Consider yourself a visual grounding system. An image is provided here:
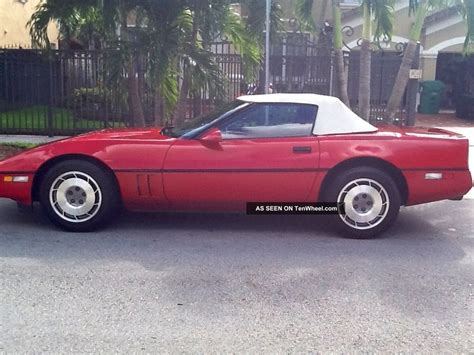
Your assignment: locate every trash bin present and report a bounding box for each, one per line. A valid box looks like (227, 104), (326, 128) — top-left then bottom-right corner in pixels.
(418, 80), (445, 114)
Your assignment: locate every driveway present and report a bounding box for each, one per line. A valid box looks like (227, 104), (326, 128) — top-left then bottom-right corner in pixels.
(1, 198), (473, 352)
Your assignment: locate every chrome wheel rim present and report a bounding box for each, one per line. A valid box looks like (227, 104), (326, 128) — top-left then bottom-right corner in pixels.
(337, 178), (390, 230)
(49, 171), (102, 223)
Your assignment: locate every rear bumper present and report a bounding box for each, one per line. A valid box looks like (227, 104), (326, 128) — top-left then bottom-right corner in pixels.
(0, 173), (34, 205)
(403, 169), (472, 206)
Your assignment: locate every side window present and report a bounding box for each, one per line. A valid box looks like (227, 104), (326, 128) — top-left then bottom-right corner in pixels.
(219, 103), (317, 139)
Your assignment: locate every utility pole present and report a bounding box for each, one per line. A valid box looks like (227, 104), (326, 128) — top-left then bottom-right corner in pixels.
(265, 0), (271, 94)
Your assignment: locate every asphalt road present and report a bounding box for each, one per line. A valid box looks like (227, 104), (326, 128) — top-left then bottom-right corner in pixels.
(1, 198), (473, 353)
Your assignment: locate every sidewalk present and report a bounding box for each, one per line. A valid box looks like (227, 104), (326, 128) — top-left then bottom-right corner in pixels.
(0, 135), (67, 145)
(416, 112), (474, 128)
(416, 113), (474, 145)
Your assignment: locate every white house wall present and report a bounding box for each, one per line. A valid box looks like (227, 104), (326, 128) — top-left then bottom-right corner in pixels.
(340, 4), (469, 81)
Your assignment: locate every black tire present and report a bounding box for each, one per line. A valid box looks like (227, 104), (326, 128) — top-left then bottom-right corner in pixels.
(322, 167), (401, 239)
(39, 160), (120, 232)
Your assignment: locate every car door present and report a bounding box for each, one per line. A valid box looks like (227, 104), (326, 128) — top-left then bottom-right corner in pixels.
(162, 103), (321, 210)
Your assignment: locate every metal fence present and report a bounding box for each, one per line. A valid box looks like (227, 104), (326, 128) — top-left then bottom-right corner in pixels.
(0, 40), (416, 136)
(347, 49), (409, 121)
(0, 49), (131, 135)
(269, 33), (332, 95)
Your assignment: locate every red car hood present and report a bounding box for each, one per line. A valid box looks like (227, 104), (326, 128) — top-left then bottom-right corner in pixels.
(0, 127), (175, 174)
(69, 127), (170, 141)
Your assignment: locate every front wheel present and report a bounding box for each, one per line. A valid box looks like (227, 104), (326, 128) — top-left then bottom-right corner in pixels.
(39, 160), (120, 232)
(324, 167), (401, 239)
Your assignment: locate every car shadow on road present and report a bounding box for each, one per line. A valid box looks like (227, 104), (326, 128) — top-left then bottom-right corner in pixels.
(0, 200), (470, 257)
(0, 199), (471, 242)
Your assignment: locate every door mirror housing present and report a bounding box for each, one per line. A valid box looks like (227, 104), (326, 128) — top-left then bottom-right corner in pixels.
(200, 128), (223, 143)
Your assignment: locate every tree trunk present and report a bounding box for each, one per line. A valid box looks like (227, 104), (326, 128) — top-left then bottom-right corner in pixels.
(358, 1), (371, 121)
(121, 9), (145, 128)
(318, 0), (330, 28)
(385, 40), (418, 120)
(173, 68), (191, 126)
(193, 92), (202, 117)
(127, 59), (146, 127)
(358, 39), (371, 120)
(171, 8), (200, 125)
(386, 1), (427, 121)
(332, 0), (350, 107)
(334, 48), (350, 106)
(154, 86), (165, 126)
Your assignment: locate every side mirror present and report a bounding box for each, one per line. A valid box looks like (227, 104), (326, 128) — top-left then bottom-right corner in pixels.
(200, 128), (223, 143)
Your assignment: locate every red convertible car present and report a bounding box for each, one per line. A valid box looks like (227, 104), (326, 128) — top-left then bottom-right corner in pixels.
(0, 94), (471, 238)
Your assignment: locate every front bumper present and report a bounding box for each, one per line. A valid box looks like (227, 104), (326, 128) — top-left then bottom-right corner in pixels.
(0, 173), (34, 205)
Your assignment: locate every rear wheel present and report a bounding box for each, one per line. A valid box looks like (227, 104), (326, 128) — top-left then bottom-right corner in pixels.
(324, 167), (401, 239)
(39, 160), (119, 232)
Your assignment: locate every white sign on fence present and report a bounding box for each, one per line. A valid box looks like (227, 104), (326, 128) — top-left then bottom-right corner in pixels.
(409, 69), (423, 79)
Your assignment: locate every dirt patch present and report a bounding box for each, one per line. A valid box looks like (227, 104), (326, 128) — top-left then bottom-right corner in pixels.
(0, 145), (25, 161)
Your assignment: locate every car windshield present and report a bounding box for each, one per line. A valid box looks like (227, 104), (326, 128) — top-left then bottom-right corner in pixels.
(162, 100), (247, 138)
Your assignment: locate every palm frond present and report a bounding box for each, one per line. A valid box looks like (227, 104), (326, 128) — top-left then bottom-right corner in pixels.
(188, 49), (226, 102)
(241, 0), (284, 40)
(461, 0), (474, 52)
(28, 0), (108, 48)
(160, 65), (180, 119)
(28, 2), (55, 47)
(371, 0), (395, 42)
(409, 0), (420, 15)
(101, 0), (120, 33)
(221, 10), (261, 81)
(295, 0), (316, 32)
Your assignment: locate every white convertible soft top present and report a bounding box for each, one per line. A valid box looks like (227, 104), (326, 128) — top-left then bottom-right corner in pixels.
(237, 93), (378, 135)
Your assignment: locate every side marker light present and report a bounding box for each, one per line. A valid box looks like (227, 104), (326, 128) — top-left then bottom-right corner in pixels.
(425, 173), (443, 180)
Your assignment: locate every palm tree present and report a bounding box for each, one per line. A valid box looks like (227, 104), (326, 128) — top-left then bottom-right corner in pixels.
(332, 0), (351, 106)
(28, 0), (151, 126)
(464, 0), (474, 49)
(385, 0), (429, 120)
(296, 0), (350, 106)
(108, 0), (189, 126)
(28, 0), (261, 126)
(171, 0), (284, 125)
(240, 0), (285, 41)
(358, 0), (394, 121)
(136, 1), (192, 125)
(386, 0), (473, 120)
(28, 0), (109, 49)
(241, 0), (285, 94)
(172, 0), (261, 125)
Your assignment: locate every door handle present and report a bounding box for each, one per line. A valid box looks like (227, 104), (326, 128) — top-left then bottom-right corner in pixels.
(293, 146), (312, 154)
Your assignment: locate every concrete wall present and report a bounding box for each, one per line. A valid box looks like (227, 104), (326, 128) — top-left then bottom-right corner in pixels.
(422, 18), (468, 80)
(335, 0), (468, 81)
(277, 0), (469, 89)
(424, 21), (467, 50)
(0, 0), (58, 48)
